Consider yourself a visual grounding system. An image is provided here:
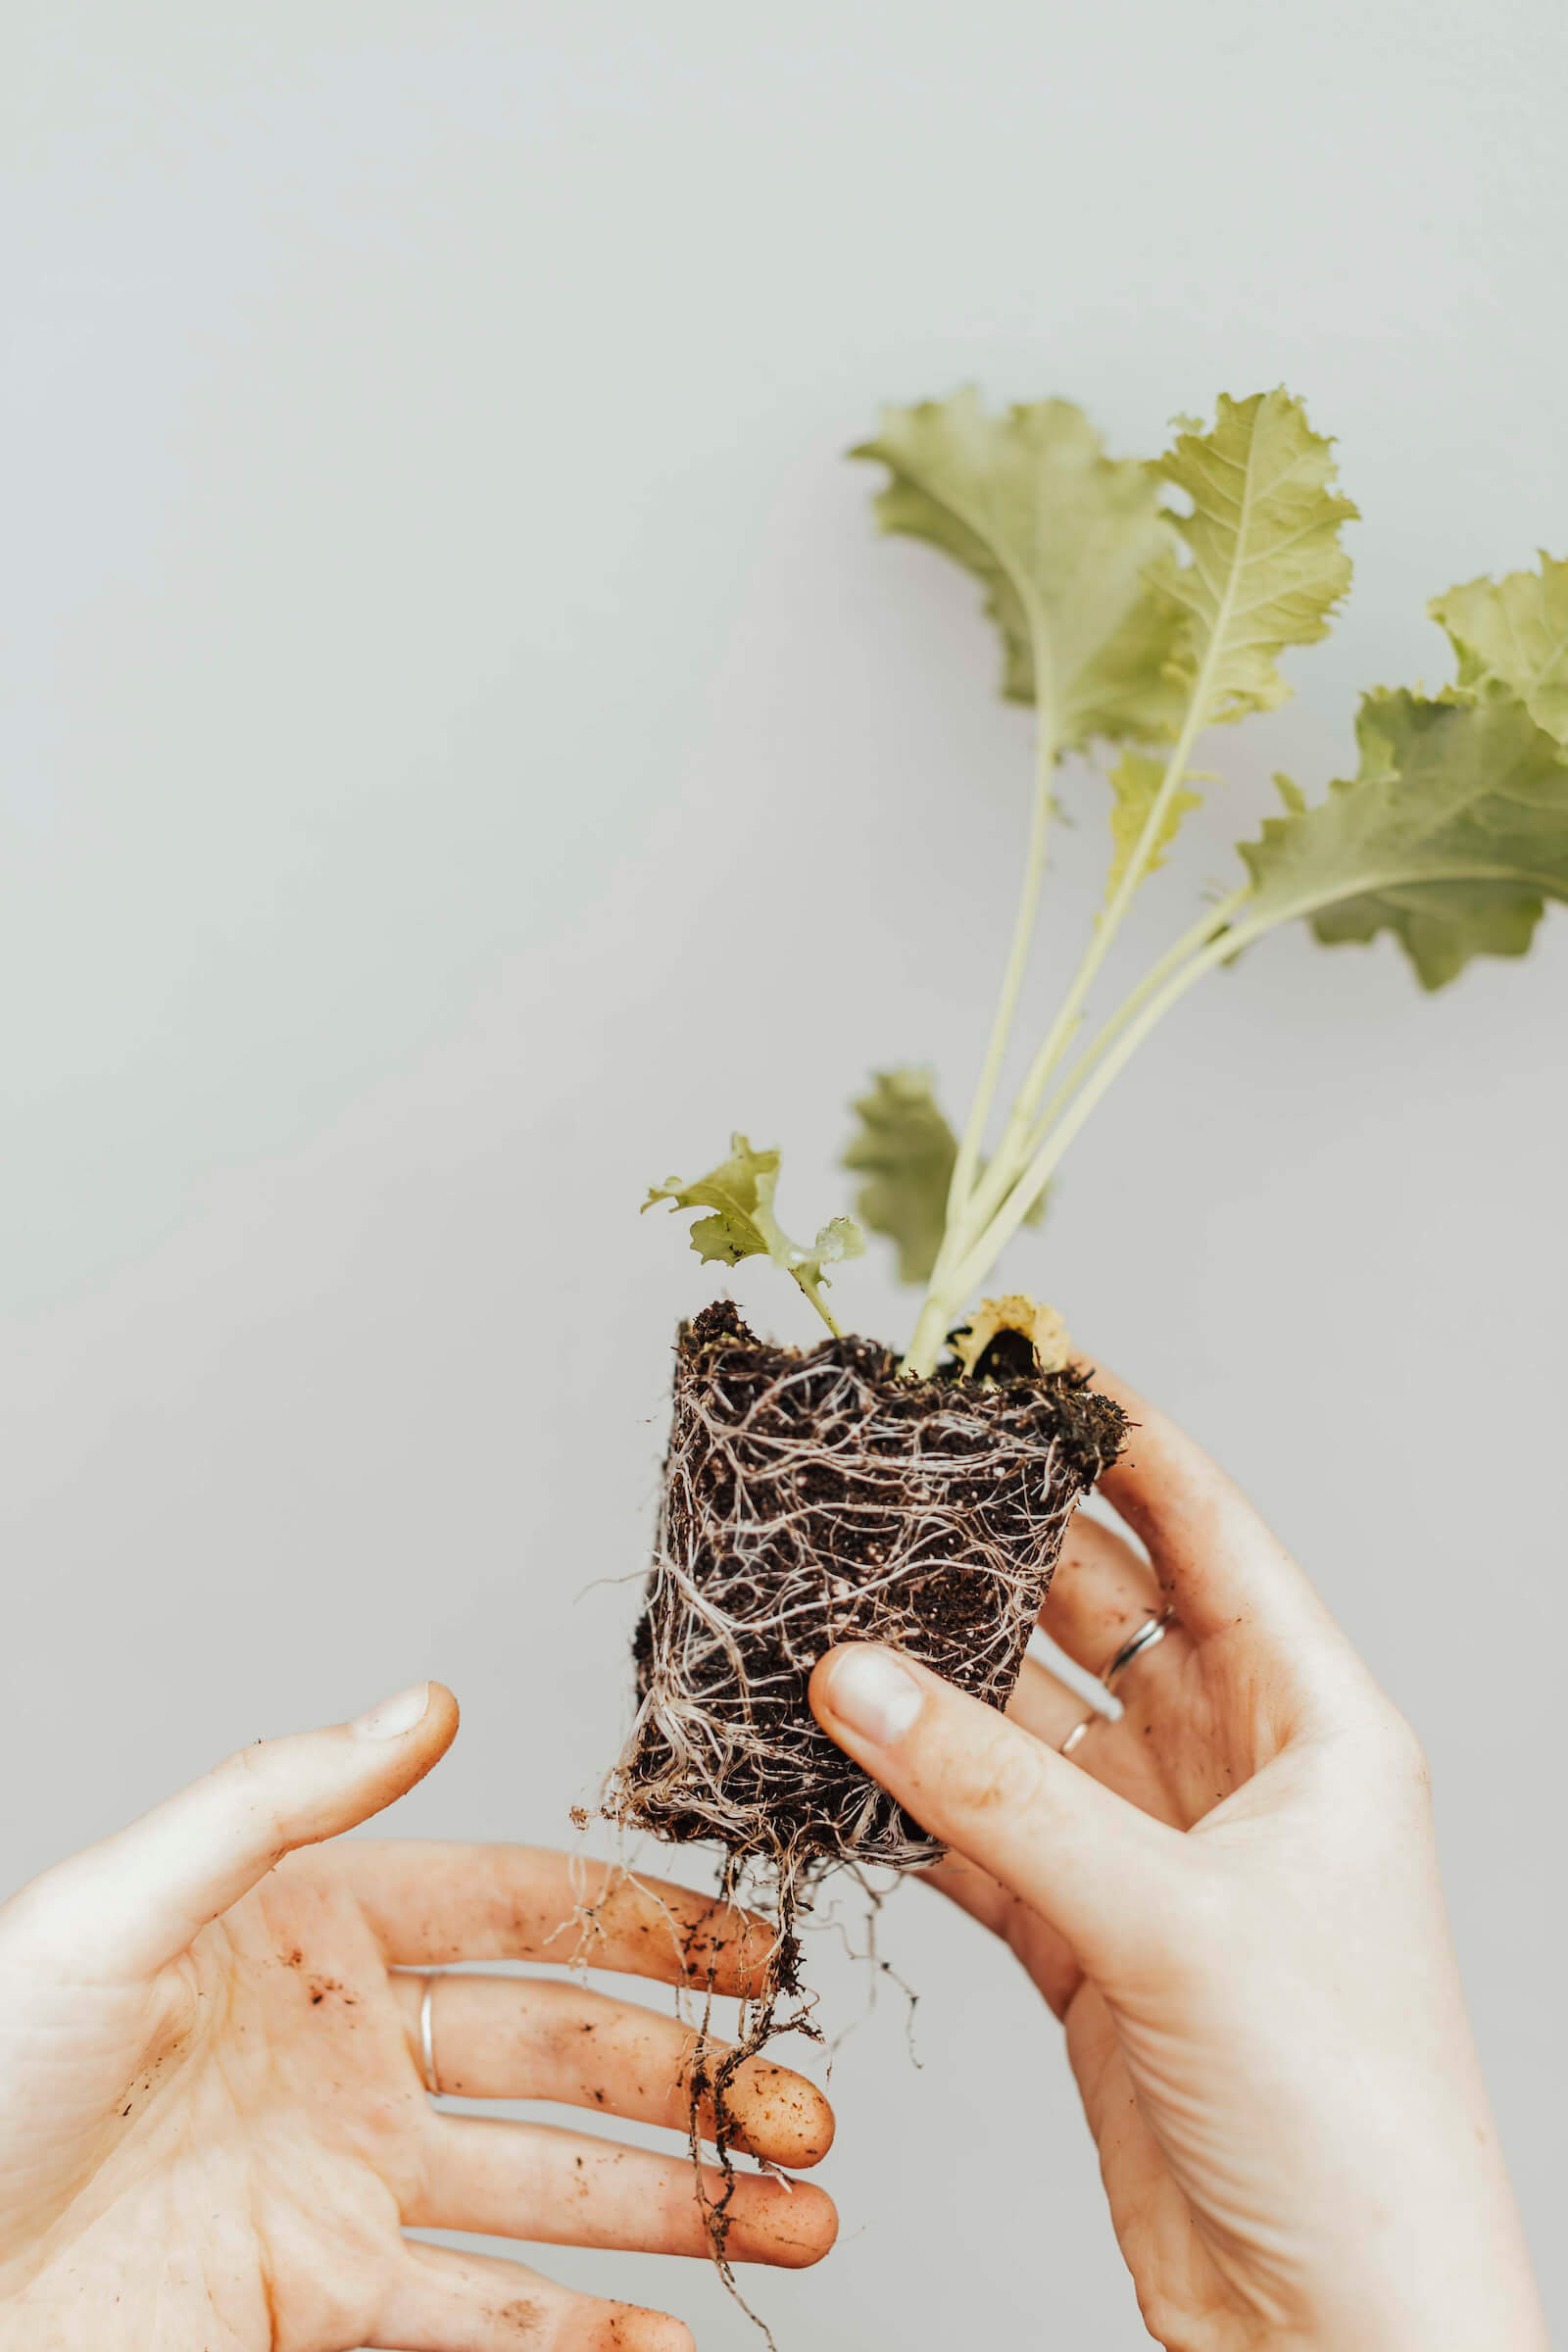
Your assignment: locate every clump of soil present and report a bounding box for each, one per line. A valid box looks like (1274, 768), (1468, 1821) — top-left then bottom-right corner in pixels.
(610, 1299), (1125, 1882)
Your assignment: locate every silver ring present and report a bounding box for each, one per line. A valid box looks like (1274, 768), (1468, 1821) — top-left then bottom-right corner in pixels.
(1101, 1606), (1175, 1690)
(417, 1974), (441, 2095)
(1060, 1713), (1098, 1757)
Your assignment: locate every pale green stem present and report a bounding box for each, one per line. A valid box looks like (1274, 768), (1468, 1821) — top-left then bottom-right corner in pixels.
(945, 698), (1059, 1224)
(905, 1288), (954, 1381)
(942, 869), (1248, 1269)
(1019, 885), (1250, 1153)
(909, 685), (1057, 1367)
(1000, 693), (1212, 1153)
(904, 816), (1556, 1373)
(900, 894), (1239, 1375)
(941, 851), (1542, 1302)
(793, 1268), (844, 1338)
(943, 918), (1243, 1300)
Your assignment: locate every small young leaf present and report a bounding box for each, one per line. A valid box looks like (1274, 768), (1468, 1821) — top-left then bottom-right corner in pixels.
(645, 1136), (779, 1266)
(1430, 554), (1568, 747)
(1236, 689), (1568, 989)
(853, 391), (1185, 749)
(1151, 391), (1358, 730)
(811, 1215), (865, 1264)
(645, 1136), (864, 1329)
(1105, 752), (1202, 903)
(843, 1069), (1044, 1286)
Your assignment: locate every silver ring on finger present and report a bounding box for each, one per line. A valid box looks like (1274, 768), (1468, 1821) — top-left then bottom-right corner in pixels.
(1101, 1605), (1176, 1691)
(1059, 1713), (1099, 1758)
(417, 1973), (443, 2095)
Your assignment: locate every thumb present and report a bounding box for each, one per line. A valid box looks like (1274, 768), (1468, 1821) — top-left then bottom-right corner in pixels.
(15, 1681), (460, 1980)
(809, 1645), (1186, 1978)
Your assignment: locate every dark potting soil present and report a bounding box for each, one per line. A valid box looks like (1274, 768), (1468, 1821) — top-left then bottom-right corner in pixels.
(612, 1300), (1126, 1879)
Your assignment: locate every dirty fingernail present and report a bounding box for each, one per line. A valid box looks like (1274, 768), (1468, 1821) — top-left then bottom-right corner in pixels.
(351, 1683), (431, 1740)
(824, 1648), (923, 1746)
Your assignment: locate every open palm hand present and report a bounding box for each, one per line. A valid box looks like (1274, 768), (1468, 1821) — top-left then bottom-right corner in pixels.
(0, 1685), (834, 2352)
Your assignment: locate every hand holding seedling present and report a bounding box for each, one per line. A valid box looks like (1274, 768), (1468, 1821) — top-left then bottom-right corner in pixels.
(620, 385), (1561, 2327)
(0, 1684), (834, 2352)
(809, 1375), (1549, 2352)
(625, 382), (1567, 1903)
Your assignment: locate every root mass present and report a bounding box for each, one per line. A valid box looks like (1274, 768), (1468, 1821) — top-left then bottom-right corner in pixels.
(611, 1300), (1125, 1882)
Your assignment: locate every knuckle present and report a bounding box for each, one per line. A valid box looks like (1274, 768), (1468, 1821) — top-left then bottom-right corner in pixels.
(940, 1716), (1051, 1822)
(1361, 1699), (1432, 1797)
(216, 1740), (270, 1788)
(628, 2317), (696, 2352)
(212, 1742), (292, 1855)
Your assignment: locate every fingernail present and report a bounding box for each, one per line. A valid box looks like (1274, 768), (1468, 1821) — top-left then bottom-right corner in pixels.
(351, 1683), (431, 1740)
(824, 1648), (923, 1746)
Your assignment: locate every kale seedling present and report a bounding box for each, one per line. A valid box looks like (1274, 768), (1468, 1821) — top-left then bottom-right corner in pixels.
(648, 388), (1567, 1365)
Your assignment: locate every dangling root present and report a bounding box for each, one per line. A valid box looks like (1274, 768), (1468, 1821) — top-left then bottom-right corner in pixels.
(679, 1858), (818, 2351)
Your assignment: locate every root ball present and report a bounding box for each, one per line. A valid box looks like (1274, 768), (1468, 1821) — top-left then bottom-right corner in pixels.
(610, 1301), (1126, 1884)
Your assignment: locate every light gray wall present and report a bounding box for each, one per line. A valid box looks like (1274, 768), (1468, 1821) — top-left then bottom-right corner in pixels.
(6, 3), (1565, 2343)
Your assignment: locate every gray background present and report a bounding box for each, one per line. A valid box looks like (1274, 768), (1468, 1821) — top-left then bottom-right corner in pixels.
(5, 3), (1565, 2343)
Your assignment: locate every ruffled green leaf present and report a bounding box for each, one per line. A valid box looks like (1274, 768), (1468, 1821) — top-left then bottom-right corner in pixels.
(1151, 391), (1357, 730)
(1431, 554), (1568, 747)
(645, 1135), (863, 1329)
(1105, 752), (1201, 903)
(1236, 689), (1568, 989)
(853, 390), (1185, 749)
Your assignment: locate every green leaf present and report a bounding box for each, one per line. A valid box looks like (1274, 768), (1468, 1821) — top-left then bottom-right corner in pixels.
(644, 1135), (864, 1328)
(1431, 554), (1568, 747)
(1151, 390), (1357, 730)
(842, 1068), (1044, 1285)
(1236, 689), (1568, 989)
(841, 1070), (958, 1285)
(852, 389), (1185, 749)
(1105, 752), (1201, 903)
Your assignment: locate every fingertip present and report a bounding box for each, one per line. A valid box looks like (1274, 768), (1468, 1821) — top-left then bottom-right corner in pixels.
(639, 2318), (696, 2352)
(781, 2178), (839, 2268)
(728, 2175), (839, 2269)
(258, 1678), (463, 1856)
(419, 1680), (462, 1763)
(809, 1643), (926, 1753)
(725, 2060), (836, 2168)
(586, 2307), (695, 2352)
(807, 1647), (838, 1727)
(782, 2072), (837, 2168)
(346, 1680), (460, 1789)
(808, 1642), (858, 1710)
